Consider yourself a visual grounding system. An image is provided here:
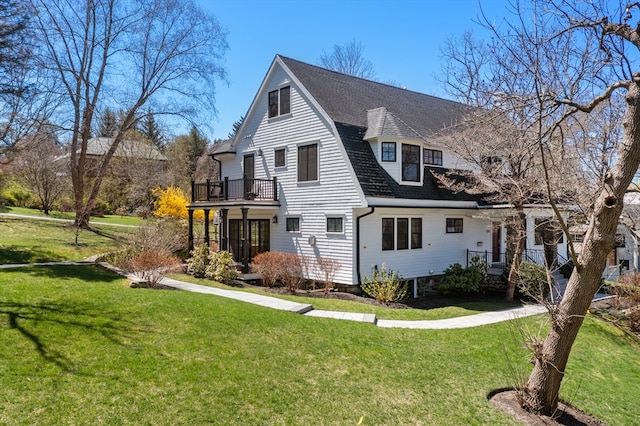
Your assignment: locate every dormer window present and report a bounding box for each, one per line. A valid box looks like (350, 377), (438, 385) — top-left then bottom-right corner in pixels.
(268, 86), (291, 118)
(424, 149), (443, 166)
(402, 144), (420, 182)
(381, 142), (396, 162)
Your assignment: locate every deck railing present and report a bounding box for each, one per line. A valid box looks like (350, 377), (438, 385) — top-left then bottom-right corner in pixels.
(467, 249), (569, 274)
(191, 177), (278, 202)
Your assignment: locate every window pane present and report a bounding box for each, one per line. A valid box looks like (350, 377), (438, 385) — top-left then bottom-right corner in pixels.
(382, 142), (396, 162)
(286, 217), (299, 232)
(397, 218), (408, 250)
(424, 149), (443, 166)
(446, 218), (463, 233)
(411, 218), (422, 249)
(382, 218), (394, 251)
(327, 217), (343, 233)
(298, 143), (318, 182)
(268, 90), (278, 118)
(275, 148), (286, 167)
(280, 86), (290, 115)
(402, 144), (420, 181)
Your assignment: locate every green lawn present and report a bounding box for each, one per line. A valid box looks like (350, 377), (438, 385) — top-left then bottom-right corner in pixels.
(0, 215), (135, 264)
(1, 264), (638, 425)
(2, 206), (142, 226)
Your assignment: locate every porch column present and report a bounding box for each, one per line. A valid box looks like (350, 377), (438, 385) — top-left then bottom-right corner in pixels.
(220, 208), (228, 251)
(241, 207), (249, 273)
(203, 209), (210, 248)
(187, 209), (194, 252)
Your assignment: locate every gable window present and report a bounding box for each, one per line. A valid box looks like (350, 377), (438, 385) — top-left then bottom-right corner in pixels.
(286, 217), (300, 232)
(382, 218), (394, 250)
(424, 149), (443, 166)
(298, 143), (318, 182)
(327, 217), (343, 233)
(402, 144), (420, 182)
(274, 148), (286, 167)
(268, 86), (291, 118)
(411, 218), (422, 249)
(446, 218), (463, 233)
(381, 142), (396, 162)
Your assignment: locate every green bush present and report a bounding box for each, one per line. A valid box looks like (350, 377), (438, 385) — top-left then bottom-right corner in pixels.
(361, 268), (408, 304)
(2, 181), (32, 207)
(436, 257), (487, 295)
(205, 250), (238, 284)
(516, 262), (550, 301)
(187, 244), (210, 278)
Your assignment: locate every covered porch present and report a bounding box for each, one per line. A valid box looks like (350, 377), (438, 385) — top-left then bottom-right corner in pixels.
(188, 177), (280, 273)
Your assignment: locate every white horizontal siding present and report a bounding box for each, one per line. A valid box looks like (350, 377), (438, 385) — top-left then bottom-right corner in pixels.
(358, 208), (492, 282)
(220, 65), (362, 284)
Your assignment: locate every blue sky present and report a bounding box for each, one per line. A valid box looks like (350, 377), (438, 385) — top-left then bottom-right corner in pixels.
(195, 0), (512, 141)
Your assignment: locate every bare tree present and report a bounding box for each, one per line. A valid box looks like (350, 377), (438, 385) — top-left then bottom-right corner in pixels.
(15, 125), (66, 215)
(29, 0), (228, 228)
(442, 0), (640, 416)
(318, 39), (376, 79)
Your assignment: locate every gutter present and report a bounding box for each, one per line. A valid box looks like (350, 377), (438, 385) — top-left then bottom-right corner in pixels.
(356, 207), (375, 284)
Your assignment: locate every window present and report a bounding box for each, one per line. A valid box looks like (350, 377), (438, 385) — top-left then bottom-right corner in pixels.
(424, 149), (443, 166)
(274, 148), (286, 167)
(298, 143), (318, 182)
(397, 218), (409, 250)
(286, 217), (300, 232)
(327, 217), (343, 233)
(268, 86), (291, 118)
(446, 218), (463, 233)
(411, 218), (422, 249)
(381, 142), (396, 162)
(382, 218), (394, 250)
(402, 144), (420, 181)
(382, 217), (422, 250)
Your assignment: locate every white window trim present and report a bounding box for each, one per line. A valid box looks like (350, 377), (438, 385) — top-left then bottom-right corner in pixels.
(274, 146), (288, 169)
(326, 215), (345, 234)
(285, 216), (301, 233)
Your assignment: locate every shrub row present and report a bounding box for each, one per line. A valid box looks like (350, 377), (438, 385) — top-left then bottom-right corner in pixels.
(251, 252), (341, 293)
(186, 244), (238, 284)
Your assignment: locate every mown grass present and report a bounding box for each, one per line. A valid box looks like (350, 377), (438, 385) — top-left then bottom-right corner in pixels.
(167, 273), (521, 321)
(2, 206), (142, 226)
(0, 216), (135, 264)
(1, 264), (639, 425)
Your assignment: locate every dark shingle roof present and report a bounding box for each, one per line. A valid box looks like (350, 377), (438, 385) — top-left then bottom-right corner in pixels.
(279, 55), (469, 138)
(336, 123), (492, 205)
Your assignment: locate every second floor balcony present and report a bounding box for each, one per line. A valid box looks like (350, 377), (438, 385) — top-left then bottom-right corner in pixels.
(191, 177), (278, 204)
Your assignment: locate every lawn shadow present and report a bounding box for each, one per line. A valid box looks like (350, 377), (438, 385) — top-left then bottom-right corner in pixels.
(0, 245), (67, 264)
(1, 298), (146, 374)
(16, 264), (125, 283)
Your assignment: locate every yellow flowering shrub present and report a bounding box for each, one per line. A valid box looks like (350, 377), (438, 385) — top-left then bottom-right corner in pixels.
(153, 186), (205, 220)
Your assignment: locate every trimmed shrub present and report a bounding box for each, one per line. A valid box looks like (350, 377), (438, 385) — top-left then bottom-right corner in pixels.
(436, 257), (487, 296)
(281, 252), (304, 293)
(361, 268), (408, 304)
(516, 262), (550, 301)
(131, 249), (180, 287)
(252, 252), (287, 287)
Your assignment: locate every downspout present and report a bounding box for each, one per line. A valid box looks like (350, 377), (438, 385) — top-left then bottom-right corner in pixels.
(356, 207), (375, 284)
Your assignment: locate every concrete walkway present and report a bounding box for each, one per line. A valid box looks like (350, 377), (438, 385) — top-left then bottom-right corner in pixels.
(161, 275), (549, 329)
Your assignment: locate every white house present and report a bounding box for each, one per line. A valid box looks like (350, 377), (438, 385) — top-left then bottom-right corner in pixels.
(187, 55), (568, 290)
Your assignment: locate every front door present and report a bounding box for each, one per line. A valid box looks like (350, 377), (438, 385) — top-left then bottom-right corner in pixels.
(229, 219), (270, 263)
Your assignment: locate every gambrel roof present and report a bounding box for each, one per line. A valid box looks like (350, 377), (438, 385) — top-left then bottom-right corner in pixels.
(278, 56), (488, 205)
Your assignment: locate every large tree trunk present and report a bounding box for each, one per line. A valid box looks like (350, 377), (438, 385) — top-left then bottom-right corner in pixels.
(505, 205), (526, 301)
(522, 82), (640, 415)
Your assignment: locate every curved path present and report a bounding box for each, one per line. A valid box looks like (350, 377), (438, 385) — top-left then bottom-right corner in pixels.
(2, 261), (600, 329)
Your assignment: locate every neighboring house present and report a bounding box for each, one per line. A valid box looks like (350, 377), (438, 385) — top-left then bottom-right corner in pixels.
(188, 55), (568, 290)
(81, 137), (168, 175)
